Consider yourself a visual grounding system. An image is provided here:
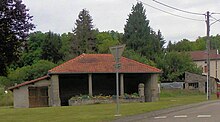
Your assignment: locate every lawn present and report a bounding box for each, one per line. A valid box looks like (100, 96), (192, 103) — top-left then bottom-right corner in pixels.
(0, 90), (217, 122)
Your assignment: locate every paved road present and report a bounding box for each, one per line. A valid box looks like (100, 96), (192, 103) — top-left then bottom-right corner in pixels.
(113, 100), (220, 122)
(144, 102), (220, 122)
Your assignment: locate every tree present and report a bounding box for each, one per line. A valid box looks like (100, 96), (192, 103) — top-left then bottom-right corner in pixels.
(123, 2), (150, 55)
(123, 49), (156, 67)
(41, 31), (63, 63)
(72, 9), (97, 56)
(96, 31), (120, 53)
(2, 60), (57, 87)
(166, 39), (194, 52)
(60, 32), (74, 60)
(158, 51), (202, 81)
(19, 31), (45, 66)
(0, 0), (34, 75)
(123, 2), (165, 61)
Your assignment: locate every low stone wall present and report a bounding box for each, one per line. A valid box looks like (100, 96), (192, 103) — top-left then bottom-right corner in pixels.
(68, 97), (145, 106)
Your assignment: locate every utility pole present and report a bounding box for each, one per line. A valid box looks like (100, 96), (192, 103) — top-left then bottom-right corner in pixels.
(206, 11), (210, 100)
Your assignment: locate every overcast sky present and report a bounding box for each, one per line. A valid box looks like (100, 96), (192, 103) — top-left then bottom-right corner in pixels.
(22, 0), (220, 43)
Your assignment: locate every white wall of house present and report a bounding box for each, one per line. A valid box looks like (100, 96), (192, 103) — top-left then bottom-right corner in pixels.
(13, 86), (29, 108)
(194, 60), (220, 79)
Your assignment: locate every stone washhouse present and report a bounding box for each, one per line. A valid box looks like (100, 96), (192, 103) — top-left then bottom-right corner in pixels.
(9, 54), (162, 108)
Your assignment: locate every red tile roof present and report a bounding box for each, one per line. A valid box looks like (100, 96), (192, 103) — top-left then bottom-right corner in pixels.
(190, 50), (220, 61)
(49, 54), (161, 74)
(8, 75), (50, 90)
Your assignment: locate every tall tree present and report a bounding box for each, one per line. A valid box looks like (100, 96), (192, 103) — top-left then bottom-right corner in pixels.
(123, 2), (165, 61)
(123, 2), (150, 56)
(41, 31), (63, 63)
(0, 0), (34, 75)
(72, 9), (97, 56)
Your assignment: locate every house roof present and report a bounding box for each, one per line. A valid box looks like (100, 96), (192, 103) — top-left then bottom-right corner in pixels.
(190, 50), (220, 61)
(49, 54), (161, 74)
(8, 75), (50, 90)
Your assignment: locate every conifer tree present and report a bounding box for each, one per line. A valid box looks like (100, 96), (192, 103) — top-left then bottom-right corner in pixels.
(123, 2), (165, 61)
(72, 9), (97, 55)
(123, 2), (150, 56)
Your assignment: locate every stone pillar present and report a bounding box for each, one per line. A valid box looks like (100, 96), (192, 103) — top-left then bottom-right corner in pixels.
(120, 74), (124, 97)
(138, 83), (145, 102)
(144, 74), (159, 102)
(88, 74), (93, 96)
(50, 75), (61, 106)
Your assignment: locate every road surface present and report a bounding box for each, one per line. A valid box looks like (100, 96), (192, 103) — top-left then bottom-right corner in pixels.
(140, 101), (220, 122)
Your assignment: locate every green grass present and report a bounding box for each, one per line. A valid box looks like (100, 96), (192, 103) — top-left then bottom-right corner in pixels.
(0, 89), (217, 122)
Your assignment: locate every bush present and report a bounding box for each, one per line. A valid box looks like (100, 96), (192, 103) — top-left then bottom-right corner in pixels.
(3, 60), (57, 87)
(0, 86), (13, 106)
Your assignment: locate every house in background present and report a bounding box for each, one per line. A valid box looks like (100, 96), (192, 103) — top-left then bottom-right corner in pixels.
(9, 54), (162, 108)
(190, 50), (220, 79)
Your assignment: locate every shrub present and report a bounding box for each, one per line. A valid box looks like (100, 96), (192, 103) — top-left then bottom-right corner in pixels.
(0, 86), (13, 106)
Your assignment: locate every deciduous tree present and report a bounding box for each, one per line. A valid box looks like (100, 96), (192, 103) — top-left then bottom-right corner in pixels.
(0, 0), (34, 75)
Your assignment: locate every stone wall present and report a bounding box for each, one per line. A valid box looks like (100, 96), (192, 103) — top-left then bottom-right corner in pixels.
(185, 72), (217, 93)
(68, 98), (142, 106)
(144, 74), (159, 102)
(50, 75), (61, 106)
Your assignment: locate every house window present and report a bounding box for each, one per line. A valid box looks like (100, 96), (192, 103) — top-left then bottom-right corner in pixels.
(188, 83), (199, 89)
(204, 65), (208, 73)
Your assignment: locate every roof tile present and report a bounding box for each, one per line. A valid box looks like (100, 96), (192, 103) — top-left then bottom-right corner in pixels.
(8, 75), (49, 90)
(49, 54), (161, 74)
(190, 50), (220, 61)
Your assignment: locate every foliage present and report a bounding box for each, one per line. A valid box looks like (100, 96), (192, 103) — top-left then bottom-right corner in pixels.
(7, 65), (32, 85)
(41, 31), (63, 63)
(123, 2), (150, 55)
(158, 51), (202, 81)
(0, 0), (34, 75)
(124, 93), (139, 99)
(0, 76), (10, 88)
(166, 35), (220, 52)
(167, 39), (194, 52)
(72, 9), (97, 55)
(3, 60), (57, 86)
(18, 31), (45, 66)
(123, 49), (156, 66)
(0, 85), (13, 106)
(123, 2), (165, 61)
(96, 31), (120, 53)
(60, 32), (75, 60)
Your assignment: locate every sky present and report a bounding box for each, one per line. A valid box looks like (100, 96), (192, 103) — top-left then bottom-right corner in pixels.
(22, 0), (220, 43)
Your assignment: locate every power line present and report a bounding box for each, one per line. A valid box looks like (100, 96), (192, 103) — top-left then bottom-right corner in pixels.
(137, 0), (205, 21)
(210, 15), (220, 25)
(152, 0), (205, 16)
(212, 12), (220, 15)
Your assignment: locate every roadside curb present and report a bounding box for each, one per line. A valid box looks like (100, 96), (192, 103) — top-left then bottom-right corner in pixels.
(113, 100), (220, 122)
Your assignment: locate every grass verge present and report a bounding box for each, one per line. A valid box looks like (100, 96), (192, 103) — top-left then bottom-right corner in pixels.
(0, 90), (217, 122)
